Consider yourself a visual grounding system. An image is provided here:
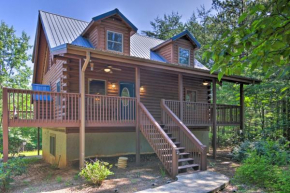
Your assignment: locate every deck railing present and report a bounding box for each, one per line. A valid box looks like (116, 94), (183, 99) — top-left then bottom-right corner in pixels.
(161, 100), (207, 170)
(85, 94), (136, 125)
(138, 102), (178, 177)
(4, 88), (80, 127)
(164, 100), (240, 126)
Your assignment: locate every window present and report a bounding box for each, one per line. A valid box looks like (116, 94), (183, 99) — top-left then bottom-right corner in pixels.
(179, 47), (190, 65)
(56, 80), (61, 105)
(186, 89), (197, 102)
(89, 79), (106, 95)
(50, 134), (56, 156)
(107, 31), (123, 52)
(121, 87), (130, 106)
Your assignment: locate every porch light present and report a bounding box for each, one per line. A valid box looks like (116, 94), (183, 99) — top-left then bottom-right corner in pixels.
(104, 68), (111, 73)
(111, 83), (116, 88)
(202, 80), (209, 86)
(140, 86), (144, 91)
(90, 62), (94, 71)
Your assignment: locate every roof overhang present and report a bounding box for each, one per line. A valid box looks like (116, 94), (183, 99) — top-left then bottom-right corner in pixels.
(51, 44), (261, 85)
(151, 30), (201, 51)
(81, 8), (138, 36)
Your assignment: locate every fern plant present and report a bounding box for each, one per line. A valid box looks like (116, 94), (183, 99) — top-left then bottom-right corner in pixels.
(79, 160), (114, 186)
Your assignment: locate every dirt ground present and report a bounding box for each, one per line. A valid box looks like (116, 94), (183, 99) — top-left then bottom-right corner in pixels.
(9, 154), (173, 193)
(8, 149), (261, 193)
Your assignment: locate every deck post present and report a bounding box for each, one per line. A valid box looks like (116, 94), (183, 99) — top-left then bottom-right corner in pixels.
(212, 79), (217, 159)
(2, 87), (9, 162)
(135, 67), (140, 165)
(178, 74), (183, 121)
(37, 127), (40, 155)
(240, 84), (244, 140)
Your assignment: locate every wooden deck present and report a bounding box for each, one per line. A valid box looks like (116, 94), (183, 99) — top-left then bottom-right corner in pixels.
(3, 88), (240, 128)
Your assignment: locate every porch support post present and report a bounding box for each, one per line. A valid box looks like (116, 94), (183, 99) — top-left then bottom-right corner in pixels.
(2, 87), (9, 162)
(178, 74), (183, 121)
(79, 51), (90, 169)
(135, 67), (140, 165)
(240, 84), (244, 140)
(212, 79), (217, 159)
(37, 127), (40, 155)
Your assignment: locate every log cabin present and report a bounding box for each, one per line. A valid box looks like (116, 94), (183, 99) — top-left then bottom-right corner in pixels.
(2, 8), (260, 177)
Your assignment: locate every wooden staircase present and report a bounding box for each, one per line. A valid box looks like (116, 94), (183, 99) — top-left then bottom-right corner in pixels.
(138, 101), (207, 178)
(160, 124), (200, 173)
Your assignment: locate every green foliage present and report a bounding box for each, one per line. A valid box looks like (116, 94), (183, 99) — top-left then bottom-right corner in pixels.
(0, 158), (27, 192)
(79, 160), (114, 186)
(233, 151), (290, 192)
(142, 12), (185, 40)
(159, 166), (166, 178)
(232, 140), (289, 165)
(56, 176), (62, 183)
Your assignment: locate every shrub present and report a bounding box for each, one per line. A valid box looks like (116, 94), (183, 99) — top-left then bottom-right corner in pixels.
(231, 139), (289, 165)
(0, 158), (27, 192)
(79, 160), (114, 186)
(233, 148), (290, 192)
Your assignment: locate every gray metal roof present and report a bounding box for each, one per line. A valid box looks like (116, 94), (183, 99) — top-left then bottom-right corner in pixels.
(39, 10), (208, 70)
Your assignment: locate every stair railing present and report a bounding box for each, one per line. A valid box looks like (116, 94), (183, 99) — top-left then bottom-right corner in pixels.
(161, 99), (207, 171)
(138, 102), (178, 177)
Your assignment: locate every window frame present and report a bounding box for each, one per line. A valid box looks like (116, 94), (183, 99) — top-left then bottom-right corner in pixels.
(49, 134), (56, 157)
(88, 79), (107, 95)
(178, 47), (190, 66)
(106, 30), (123, 53)
(185, 89), (197, 102)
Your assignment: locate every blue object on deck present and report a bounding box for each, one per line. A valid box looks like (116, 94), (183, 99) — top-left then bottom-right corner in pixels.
(32, 84), (52, 101)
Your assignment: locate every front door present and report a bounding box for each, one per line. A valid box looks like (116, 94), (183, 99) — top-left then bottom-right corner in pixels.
(119, 82), (135, 120)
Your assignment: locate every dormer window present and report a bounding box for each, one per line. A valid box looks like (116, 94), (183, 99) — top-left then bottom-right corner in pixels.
(178, 47), (190, 65)
(107, 31), (123, 53)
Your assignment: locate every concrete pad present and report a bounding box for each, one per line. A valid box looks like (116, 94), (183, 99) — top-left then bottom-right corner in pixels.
(137, 171), (229, 193)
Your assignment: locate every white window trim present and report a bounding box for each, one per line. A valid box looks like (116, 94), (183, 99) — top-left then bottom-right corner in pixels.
(88, 79), (107, 95)
(106, 30), (123, 53)
(178, 47), (190, 66)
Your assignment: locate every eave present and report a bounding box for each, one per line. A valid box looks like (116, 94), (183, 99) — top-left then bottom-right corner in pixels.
(51, 44), (261, 85)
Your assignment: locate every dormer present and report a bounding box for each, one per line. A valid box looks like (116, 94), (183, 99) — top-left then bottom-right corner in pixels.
(151, 30), (201, 67)
(82, 9), (137, 56)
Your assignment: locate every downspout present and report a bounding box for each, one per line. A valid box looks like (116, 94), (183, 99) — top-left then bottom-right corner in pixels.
(80, 51), (90, 169)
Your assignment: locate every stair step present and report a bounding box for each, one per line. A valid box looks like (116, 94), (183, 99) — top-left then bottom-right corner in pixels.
(160, 124), (165, 128)
(170, 137), (176, 140)
(162, 152), (190, 157)
(178, 158), (194, 162)
(159, 147), (185, 151)
(176, 147), (185, 150)
(174, 142), (181, 145)
(178, 164), (199, 170)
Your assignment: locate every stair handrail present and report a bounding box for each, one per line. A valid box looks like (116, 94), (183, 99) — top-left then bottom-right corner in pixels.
(161, 99), (207, 170)
(138, 102), (179, 177)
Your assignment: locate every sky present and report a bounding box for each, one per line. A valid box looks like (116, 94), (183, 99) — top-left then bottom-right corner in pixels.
(0, 0), (212, 68)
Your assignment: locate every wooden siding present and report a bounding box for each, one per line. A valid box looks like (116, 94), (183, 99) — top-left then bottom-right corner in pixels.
(140, 68), (179, 122)
(66, 61), (135, 94)
(88, 26), (98, 48)
(35, 25), (48, 83)
(43, 59), (65, 92)
(156, 43), (173, 63)
(172, 38), (195, 67)
(183, 75), (209, 103)
(86, 16), (131, 55)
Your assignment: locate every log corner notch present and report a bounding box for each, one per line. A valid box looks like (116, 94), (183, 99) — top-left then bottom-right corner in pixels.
(2, 87), (9, 162)
(135, 67), (140, 165)
(79, 51), (90, 169)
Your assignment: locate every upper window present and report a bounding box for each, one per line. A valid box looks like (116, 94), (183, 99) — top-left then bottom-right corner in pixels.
(89, 79), (106, 95)
(56, 80), (61, 105)
(107, 31), (123, 53)
(179, 47), (190, 65)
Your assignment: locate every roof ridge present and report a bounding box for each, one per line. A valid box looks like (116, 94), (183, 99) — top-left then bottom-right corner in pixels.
(135, 33), (164, 42)
(39, 10), (89, 24)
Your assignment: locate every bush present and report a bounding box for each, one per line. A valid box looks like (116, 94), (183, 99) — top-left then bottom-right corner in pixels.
(233, 152), (290, 192)
(79, 160), (114, 186)
(0, 158), (27, 192)
(231, 139), (289, 165)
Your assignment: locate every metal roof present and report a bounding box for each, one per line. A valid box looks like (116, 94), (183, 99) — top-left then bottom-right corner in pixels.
(38, 11), (208, 70)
